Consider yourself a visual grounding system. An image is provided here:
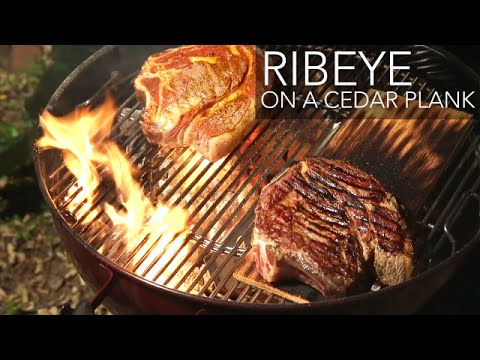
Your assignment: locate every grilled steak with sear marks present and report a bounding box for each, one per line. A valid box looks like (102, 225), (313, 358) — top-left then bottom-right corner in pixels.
(252, 157), (414, 297)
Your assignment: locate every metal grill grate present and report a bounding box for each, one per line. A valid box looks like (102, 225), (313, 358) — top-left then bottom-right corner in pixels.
(43, 45), (480, 304)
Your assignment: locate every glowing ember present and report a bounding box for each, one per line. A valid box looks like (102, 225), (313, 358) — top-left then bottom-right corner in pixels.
(37, 96), (194, 289)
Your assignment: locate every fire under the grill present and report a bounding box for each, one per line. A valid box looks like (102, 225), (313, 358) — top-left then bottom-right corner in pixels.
(39, 45), (480, 306)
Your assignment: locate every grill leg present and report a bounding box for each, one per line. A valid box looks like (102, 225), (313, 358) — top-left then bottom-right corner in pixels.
(59, 264), (114, 315)
(60, 301), (95, 315)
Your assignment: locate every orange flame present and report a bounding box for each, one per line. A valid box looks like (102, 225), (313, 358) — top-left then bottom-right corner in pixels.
(37, 96), (190, 280)
(38, 96), (116, 208)
(101, 142), (187, 251)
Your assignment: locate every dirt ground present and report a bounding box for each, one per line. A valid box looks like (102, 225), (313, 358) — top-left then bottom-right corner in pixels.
(0, 210), (108, 315)
(0, 209), (111, 315)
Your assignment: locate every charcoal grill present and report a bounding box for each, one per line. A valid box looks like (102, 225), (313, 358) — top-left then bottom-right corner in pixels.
(34, 45), (480, 314)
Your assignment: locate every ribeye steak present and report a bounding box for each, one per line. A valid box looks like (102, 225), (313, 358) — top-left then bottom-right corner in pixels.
(135, 45), (258, 162)
(252, 157), (414, 298)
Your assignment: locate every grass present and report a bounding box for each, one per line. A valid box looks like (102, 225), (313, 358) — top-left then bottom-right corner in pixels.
(0, 55), (48, 175)
(4, 299), (21, 315)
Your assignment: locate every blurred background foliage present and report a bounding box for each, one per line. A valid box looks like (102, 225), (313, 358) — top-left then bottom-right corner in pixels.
(0, 45), (103, 216)
(0, 46), (109, 315)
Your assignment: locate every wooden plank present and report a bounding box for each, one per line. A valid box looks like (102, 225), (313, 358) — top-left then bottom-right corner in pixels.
(234, 250), (314, 304)
(322, 89), (473, 214)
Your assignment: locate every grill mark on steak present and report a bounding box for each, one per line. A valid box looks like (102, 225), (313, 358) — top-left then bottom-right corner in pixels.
(294, 213), (350, 244)
(369, 210), (402, 233)
(311, 166), (385, 203)
(292, 172), (338, 203)
(310, 159), (385, 195)
(296, 212), (350, 239)
(252, 157), (414, 297)
(302, 239), (360, 278)
(300, 222), (346, 243)
(286, 175), (347, 220)
(323, 159), (385, 190)
(307, 172), (364, 209)
(284, 177), (351, 234)
(324, 165), (383, 193)
(306, 159), (406, 254)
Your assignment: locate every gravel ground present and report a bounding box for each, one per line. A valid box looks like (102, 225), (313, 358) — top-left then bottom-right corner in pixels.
(0, 209), (111, 315)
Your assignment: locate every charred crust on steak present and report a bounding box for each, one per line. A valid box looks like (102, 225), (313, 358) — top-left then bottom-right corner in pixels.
(252, 157), (414, 297)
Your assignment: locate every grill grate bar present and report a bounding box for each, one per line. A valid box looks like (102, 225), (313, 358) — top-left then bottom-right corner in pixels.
(197, 224), (253, 296)
(117, 129), (262, 271)
(235, 284), (252, 302)
(248, 288), (264, 303)
(194, 120), (305, 235)
(205, 248), (249, 299)
(422, 136), (479, 224)
(195, 122), (333, 240)
(174, 124), (261, 209)
(101, 164), (204, 266)
(263, 293), (274, 304)
(432, 169), (480, 255)
(132, 233), (187, 280)
(187, 223), (254, 294)
(425, 153), (480, 247)
(186, 119), (289, 221)
(147, 147), (191, 189)
(149, 150), (199, 201)
(167, 122), (275, 209)
(221, 279), (242, 301)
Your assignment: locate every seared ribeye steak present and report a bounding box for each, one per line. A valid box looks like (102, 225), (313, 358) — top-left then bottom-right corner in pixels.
(134, 45), (258, 162)
(252, 157), (414, 297)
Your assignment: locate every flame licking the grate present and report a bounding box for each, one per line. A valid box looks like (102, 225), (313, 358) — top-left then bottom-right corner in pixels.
(37, 96), (117, 209)
(37, 96), (197, 290)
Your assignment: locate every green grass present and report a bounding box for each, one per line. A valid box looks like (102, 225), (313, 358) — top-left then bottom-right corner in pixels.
(0, 55), (48, 175)
(4, 299), (21, 315)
